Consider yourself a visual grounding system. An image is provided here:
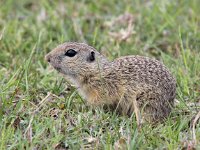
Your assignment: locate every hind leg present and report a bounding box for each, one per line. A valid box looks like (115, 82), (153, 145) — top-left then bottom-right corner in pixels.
(132, 95), (142, 128)
(117, 93), (142, 128)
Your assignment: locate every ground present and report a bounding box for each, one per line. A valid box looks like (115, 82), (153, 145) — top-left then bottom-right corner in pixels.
(0, 0), (200, 149)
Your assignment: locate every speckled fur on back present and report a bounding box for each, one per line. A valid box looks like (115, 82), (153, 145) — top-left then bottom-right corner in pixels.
(111, 56), (176, 122)
(46, 42), (176, 124)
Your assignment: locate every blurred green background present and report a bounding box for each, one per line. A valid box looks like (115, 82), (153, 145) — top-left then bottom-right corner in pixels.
(0, 0), (199, 149)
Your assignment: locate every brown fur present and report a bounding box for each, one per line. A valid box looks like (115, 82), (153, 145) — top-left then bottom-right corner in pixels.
(45, 42), (176, 125)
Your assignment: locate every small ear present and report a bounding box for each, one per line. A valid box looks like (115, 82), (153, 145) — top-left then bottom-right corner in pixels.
(87, 51), (95, 62)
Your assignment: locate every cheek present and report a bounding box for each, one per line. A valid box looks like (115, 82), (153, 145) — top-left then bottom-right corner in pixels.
(61, 59), (78, 71)
(61, 57), (88, 74)
(62, 56), (82, 67)
(63, 62), (75, 68)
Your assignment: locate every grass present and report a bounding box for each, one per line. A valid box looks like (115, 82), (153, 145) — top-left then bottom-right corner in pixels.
(0, 0), (200, 149)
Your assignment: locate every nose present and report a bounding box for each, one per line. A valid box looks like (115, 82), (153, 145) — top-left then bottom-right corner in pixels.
(45, 54), (51, 63)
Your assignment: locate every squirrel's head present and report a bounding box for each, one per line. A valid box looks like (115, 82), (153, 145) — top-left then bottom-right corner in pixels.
(45, 42), (109, 78)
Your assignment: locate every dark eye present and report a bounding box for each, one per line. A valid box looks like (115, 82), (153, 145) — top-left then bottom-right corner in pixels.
(65, 49), (77, 57)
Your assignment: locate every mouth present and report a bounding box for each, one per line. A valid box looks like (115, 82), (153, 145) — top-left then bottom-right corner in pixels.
(48, 62), (62, 73)
(54, 66), (62, 72)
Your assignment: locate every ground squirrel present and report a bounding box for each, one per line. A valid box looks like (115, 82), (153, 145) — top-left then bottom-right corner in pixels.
(45, 42), (176, 125)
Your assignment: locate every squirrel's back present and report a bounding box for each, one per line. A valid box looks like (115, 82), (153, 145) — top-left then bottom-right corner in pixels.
(112, 55), (176, 97)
